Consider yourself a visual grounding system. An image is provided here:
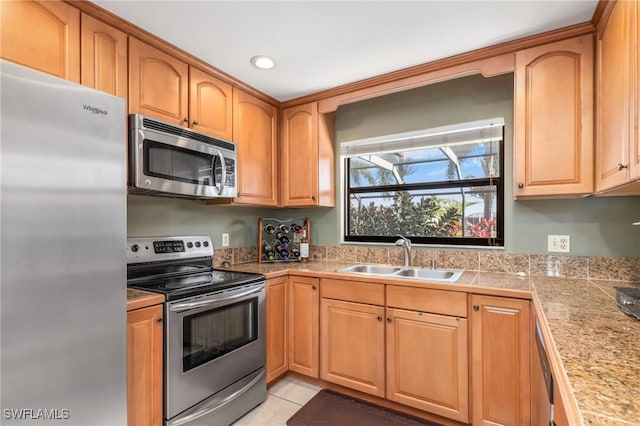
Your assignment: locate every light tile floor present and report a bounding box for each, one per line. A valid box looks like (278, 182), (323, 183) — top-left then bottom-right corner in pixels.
(232, 376), (322, 426)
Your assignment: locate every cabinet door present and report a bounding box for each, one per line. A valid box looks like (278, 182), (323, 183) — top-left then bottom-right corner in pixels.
(1, 0), (80, 82)
(127, 304), (163, 426)
(129, 38), (189, 126)
(320, 299), (385, 397)
(631, 1), (640, 181)
(470, 295), (530, 426)
(189, 66), (233, 140)
(288, 276), (319, 377)
(386, 308), (468, 422)
(81, 13), (127, 98)
(281, 103), (319, 206)
(514, 34), (593, 198)
(266, 276), (288, 382)
(233, 89), (278, 206)
(596, 0), (634, 192)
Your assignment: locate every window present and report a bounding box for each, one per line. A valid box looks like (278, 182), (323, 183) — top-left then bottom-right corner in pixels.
(343, 118), (504, 246)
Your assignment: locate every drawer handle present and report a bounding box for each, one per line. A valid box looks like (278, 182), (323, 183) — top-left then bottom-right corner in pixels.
(617, 163), (628, 171)
(473, 305), (479, 311)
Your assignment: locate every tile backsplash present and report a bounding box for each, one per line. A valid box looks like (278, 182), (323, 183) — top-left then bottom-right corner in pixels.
(214, 245), (640, 282)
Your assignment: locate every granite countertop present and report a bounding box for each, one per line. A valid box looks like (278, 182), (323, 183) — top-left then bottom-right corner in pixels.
(127, 288), (164, 311)
(227, 261), (640, 425)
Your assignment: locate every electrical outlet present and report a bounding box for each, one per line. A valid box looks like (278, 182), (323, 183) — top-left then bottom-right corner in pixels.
(547, 235), (570, 253)
(222, 233), (229, 247)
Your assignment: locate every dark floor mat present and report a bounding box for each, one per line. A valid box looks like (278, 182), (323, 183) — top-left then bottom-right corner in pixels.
(286, 389), (443, 426)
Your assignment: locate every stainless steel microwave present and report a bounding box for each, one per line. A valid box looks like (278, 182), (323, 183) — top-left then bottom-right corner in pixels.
(128, 114), (237, 199)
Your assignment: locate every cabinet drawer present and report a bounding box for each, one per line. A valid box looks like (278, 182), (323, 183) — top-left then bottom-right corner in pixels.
(320, 278), (384, 305)
(386, 286), (467, 317)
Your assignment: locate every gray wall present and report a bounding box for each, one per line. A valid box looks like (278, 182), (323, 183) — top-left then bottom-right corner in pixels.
(300, 73), (640, 257)
(127, 73), (640, 258)
(127, 195), (276, 249)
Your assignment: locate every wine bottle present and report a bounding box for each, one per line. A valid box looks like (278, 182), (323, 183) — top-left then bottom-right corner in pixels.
(300, 230), (309, 263)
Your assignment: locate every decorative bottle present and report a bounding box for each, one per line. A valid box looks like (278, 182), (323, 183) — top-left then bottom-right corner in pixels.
(300, 230), (310, 263)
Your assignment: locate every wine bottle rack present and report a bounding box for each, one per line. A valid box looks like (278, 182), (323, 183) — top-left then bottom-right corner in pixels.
(258, 217), (310, 263)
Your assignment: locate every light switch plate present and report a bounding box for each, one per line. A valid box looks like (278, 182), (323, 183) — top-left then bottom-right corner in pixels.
(222, 233), (229, 247)
(547, 235), (570, 253)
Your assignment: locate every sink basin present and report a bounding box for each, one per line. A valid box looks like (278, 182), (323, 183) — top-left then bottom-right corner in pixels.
(392, 268), (463, 283)
(338, 264), (463, 283)
(338, 264), (403, 275)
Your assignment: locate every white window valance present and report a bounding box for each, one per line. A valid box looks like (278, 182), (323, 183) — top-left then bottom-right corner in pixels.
(340, 117), (505, 158)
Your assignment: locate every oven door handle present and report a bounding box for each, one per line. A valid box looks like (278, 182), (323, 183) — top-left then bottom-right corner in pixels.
(168, 286), (263, 313)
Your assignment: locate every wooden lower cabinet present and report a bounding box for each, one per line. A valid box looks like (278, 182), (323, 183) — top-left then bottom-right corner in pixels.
(127, 303), (163, 426)
(386, 308), (469, 423)
(470, 295), (531, 426)
(266, 276), (288, 382)
(288, 276), (319, 377)
(320, 298), (385, 397)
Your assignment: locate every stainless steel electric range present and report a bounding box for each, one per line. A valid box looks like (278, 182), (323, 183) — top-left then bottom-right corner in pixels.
(127, 236), (266, 426)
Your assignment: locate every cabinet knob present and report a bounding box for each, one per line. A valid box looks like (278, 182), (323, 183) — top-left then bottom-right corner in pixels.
(386, 317), (392, 323)
(192, 120), (199, 125)
(617, 163), (628, 171)
(473, 305), (479, 311)
(517, 182), (524, 189)
(377, 315), (382, 321)
(312, 285), (317, 290)
(183, 117), (188, 123)
(155, 316), (163, 324)
(311, 196), (316, 201)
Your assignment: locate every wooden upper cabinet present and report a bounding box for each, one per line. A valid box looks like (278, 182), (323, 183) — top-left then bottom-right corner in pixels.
(514, 34), (594, 198)
(281, 103), (319, 206)
(189, 66), (233, 140)
(81, 13), (127, 98)
(129, 38), (189, 126)
(1, 0), (80, 82)
(470, 295), (530, 426)
(281, 103), (336, 207)
(232, 88), (278, 206)
(596, 0), (638, 193)
(634, 0), (640, 182)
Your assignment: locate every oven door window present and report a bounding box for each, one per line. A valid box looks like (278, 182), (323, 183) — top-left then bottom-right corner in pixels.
(182, 297), (258, 372)
(144, 139), (218, 187)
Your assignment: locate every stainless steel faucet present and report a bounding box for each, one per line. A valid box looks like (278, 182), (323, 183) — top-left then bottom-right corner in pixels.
(394, 235), (412, 267)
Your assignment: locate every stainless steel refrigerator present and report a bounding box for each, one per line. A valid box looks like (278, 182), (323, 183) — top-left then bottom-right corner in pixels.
(0, 60), (127, 425)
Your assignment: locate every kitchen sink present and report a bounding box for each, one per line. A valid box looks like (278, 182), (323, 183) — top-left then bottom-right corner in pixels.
(392, 268), (463, 282)
(339, 264), (403, 275)
(338, 264), (463, 283)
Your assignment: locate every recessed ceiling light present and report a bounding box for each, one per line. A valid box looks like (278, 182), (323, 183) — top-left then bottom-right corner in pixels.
(250, 55), (275, 70)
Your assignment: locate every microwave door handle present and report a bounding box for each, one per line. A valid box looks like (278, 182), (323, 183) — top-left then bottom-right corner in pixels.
(217, 151), (226, 196)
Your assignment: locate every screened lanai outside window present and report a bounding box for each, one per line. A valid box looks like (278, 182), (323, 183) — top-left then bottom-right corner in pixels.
(343, 118), (504, 246)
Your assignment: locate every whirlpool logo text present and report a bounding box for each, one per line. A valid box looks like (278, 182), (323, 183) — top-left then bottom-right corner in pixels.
(82, 104), (108, 115)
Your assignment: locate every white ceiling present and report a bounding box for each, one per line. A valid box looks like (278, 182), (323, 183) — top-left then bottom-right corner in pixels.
(94, 0), (598, 102)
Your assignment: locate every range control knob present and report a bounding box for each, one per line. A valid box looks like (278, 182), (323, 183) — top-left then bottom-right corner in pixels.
(195, 242), (201, 248)
(186, 242), (193, 248)
(203, 241), (209, 247)
(131, 244), (139, 253)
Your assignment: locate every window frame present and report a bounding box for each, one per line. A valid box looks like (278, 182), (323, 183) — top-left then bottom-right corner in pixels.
(343, 140), (505, 247)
